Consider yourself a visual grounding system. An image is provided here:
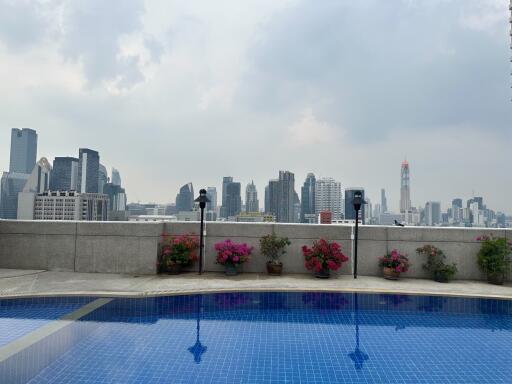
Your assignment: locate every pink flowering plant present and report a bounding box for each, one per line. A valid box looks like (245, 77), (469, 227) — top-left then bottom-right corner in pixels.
(302, 239), (348, 272)
(215, 239), (252, 265)
(379, 249), (410, 274)
(160, 233), (199, 269)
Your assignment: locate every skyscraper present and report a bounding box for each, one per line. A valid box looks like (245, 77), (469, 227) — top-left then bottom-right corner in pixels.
(277, 170), (296, 223)
(103, 182), (127, 220)
(315, 177), (342, 220)
(265, 179), (279, 218)
(381, 188), (388, 214)
(51, 157), (79, 191)
(245, 181), (259, 213)
(98, 164), (108, 194)
(0, 172), (29, 218)
(176, 183), (194, 212)
(9, 128), (37, 174)
(220, 176), (233, 218)
(111, 168), (122, 186)
(345, 188), (366, 224)
(400, 159), (411, 213)
(17, 158), (52, 219)
(206, 187), (217, 212)
(424, 201), (441, 226)
(77, 148), (100, 193)
(300, 173), (316, 223)
(225, 182), (242, 218)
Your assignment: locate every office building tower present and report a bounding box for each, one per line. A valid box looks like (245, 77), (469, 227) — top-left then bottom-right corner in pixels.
(245, 181), (259, 213)
(345, 188), (366, 224)
(206, 187), (217, 213)
(424, 201), (441, 226)
(103, 182), (127, 220)
(265, 180), (279, 217)
(111, 168), (122, 186)
(34, 191), (108, 221)
(301, 173), (316, 223)
(220, 176), (233, 218)
(51, 157), (79, 191)
(77, 148), (100, 193)
(98, 164), (108, 194)
(400, 159), (411, 213)
(315, 177), (342, 220)
(277, 171), (296, 223)
(9, 128), (37, 174)
(0, 172), (30, 219)
(17, 158), (52, 219)
(467, 197), (484, 210)
(224, 182), (242, 218)
(176, 183), (194, 212)
(381, 188), (388, 213)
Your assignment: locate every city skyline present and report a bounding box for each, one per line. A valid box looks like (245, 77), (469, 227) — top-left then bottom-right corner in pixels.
(0, 1), (510, 213)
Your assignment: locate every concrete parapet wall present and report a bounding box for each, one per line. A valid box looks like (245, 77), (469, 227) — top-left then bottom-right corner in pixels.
(0, 220), (510, 280)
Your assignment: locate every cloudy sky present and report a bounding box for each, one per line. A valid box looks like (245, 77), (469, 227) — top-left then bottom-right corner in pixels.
(0, 0), (510, 213)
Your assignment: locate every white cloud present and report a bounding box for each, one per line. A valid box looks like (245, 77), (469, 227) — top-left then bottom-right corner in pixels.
(287, 108), (340, 147)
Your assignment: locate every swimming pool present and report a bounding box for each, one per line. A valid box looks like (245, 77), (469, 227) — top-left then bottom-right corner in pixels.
(0, 292), (511, 383)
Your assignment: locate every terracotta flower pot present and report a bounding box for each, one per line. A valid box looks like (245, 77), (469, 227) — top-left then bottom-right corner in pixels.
(487, 272), (505, 285)
(266, 262), (283, 276)
(315, 267), (331, 279)
(166, 263), (182, 275)
(225, 264), (238, 276)
(383, 267), (400, 280)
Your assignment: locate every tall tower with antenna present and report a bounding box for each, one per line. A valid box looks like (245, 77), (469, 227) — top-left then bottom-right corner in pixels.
(400, 159), (411, 214)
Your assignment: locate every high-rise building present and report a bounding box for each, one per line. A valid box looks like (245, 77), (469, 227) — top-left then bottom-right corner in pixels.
(206, 187), (217, 213)
(220, 176), (233, 218)
(103, 182), (127, 220)
(315, 177), (342, 220)
(301, 173), (316, 223)
(51, 157), (79, 191)
(176, 183), (194, 212)
(111, 168), (122, 186)
(224, 182), (242, 218)
(77, 148), (100, 193)
(245, 181), (259, 213)
(265, 179), (279, 218)
(467, 197), (484, 210)
(9, 128), (37, 174)
(98, 164), (108, 194)
(277, 171), (296, 223)
(345, 188), (366, 224)
(0, 172), (30, 219)
(17, 158), (52, 219)
(424, 201), (441, 226)
(381, 188), (388, 214)
(400, 159), (411, 214)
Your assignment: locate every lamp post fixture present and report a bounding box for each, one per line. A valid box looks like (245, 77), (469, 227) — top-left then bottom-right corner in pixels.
(194, 189), (210, 275)
(353, 191), (362, 279)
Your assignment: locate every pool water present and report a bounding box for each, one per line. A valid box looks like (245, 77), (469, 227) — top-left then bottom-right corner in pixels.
(1, 292), (511, 383)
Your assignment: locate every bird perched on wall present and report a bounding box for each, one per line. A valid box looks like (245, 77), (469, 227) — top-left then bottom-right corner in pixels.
(394, 220), (405, 227)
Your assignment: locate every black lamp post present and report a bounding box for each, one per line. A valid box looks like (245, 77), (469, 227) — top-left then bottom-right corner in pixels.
(353, 191), (362, 279)
(194, 189), (210, 275)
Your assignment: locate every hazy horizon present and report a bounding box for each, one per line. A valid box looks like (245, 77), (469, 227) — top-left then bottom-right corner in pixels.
(0, 0), (510, 214)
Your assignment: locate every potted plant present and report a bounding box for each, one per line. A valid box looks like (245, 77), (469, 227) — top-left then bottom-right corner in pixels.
(215, 239), (252, 276)
(379, 250), (410, 280)
(160, 234), (199, 274)
(260, 234), (291, 276)
(417, 244), (457, 283)
(302, 239), (348, 278)
(476, 235), (512, 285)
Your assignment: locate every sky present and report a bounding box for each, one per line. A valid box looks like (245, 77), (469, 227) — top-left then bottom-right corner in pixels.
(0, 0), (510, 213)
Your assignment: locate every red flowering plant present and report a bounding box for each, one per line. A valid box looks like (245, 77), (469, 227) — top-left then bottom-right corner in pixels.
(160, 233), (199, 270)
(379, 249), (410, 274)
(302, 239), (348, 273)
(215, 239), (252, 265)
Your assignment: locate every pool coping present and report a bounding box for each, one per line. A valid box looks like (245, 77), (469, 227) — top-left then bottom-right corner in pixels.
(0, 270), (511, 301)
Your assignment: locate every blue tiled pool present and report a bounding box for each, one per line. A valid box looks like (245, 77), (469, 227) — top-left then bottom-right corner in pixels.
(0, 292), (511, 383)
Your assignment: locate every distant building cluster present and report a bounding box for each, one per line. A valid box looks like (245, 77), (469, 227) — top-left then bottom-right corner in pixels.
(0, 128), (127, 221)
(2, 129), (508, 227)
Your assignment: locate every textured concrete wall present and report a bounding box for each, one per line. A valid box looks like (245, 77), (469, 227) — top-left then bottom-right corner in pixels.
(0, 220), (511, 280)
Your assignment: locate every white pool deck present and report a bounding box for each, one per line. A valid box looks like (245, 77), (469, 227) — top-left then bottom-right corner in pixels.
(0, 269), (510, 300)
